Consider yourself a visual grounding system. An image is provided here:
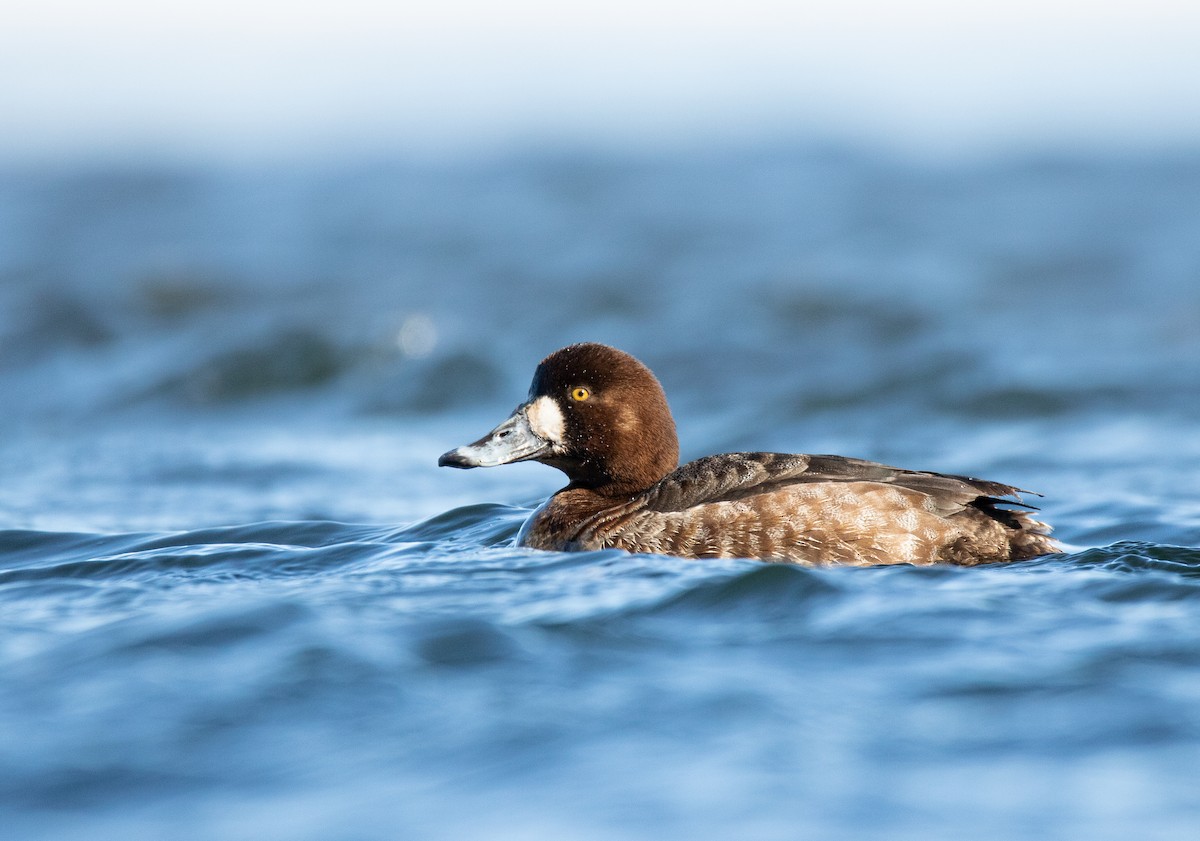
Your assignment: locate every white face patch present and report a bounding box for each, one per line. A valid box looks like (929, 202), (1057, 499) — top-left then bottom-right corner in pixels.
(525, 395), (565, 444)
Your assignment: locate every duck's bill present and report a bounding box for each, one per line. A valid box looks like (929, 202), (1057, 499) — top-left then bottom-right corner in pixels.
(438, 406), (552, 468)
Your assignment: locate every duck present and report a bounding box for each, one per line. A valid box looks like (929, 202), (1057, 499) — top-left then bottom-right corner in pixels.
(438, 342), (1061, 566)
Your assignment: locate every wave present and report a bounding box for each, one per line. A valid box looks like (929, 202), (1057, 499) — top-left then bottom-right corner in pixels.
(3, 512), (1200, 841)
(5, 516), (1197, 600)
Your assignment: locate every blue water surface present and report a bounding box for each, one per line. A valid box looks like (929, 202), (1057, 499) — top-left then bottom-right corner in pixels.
(2, 144), (1200, 839)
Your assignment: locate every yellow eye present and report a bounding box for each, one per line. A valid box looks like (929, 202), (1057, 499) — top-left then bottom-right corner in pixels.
(570, 387), (591, 402)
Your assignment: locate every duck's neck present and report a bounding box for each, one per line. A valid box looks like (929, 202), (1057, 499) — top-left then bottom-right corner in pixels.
(519, 486), (615, 551)
(575, 421), (680, 499)
(561, 461), (673, 500)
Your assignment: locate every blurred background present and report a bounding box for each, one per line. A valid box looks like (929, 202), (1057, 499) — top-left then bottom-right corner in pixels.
(1, 0), (1199, 535)
(5, 1), (1200, 159)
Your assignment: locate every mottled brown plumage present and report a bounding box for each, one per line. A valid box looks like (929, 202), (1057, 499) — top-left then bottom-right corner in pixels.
(440, 343), (1062, 566)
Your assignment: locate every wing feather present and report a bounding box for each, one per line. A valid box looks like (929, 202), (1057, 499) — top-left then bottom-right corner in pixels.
(639, 452), (1037, 514)
(568, 452), (1044, 551)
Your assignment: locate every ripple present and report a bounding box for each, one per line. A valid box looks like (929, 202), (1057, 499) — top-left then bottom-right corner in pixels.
(113, 599), (313, 653)
(390, 503), (528, 545)
(1070, 541), (1200, 578)
(411, 618), (523, 668)
(0, 524), (393, 586)
(3, 520), (1200, 841)
(634, 562), (841, 618)
(154, 328), (348, 402)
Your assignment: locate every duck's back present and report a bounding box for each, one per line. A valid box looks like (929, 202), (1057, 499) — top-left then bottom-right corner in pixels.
(531, 452), (1060, 566)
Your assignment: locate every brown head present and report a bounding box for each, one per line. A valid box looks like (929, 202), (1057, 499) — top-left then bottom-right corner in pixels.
(438, 343), (680, 497)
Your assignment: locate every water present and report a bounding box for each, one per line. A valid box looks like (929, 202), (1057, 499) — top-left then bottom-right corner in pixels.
(2, 144), (1200, 839)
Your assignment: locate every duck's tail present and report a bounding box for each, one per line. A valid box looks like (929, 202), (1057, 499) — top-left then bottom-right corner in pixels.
(973, 498), (1062, 559)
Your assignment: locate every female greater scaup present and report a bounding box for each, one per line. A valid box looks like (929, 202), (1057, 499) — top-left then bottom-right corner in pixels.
(439, 343), (1061, 566)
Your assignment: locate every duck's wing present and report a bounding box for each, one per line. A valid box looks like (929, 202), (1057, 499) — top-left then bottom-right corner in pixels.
(568, 452), (1052, 562)
(638, 452), (1037, 516)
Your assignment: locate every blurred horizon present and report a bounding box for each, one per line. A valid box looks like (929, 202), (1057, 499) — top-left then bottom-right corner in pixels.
(5, 1), (1200, 164)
